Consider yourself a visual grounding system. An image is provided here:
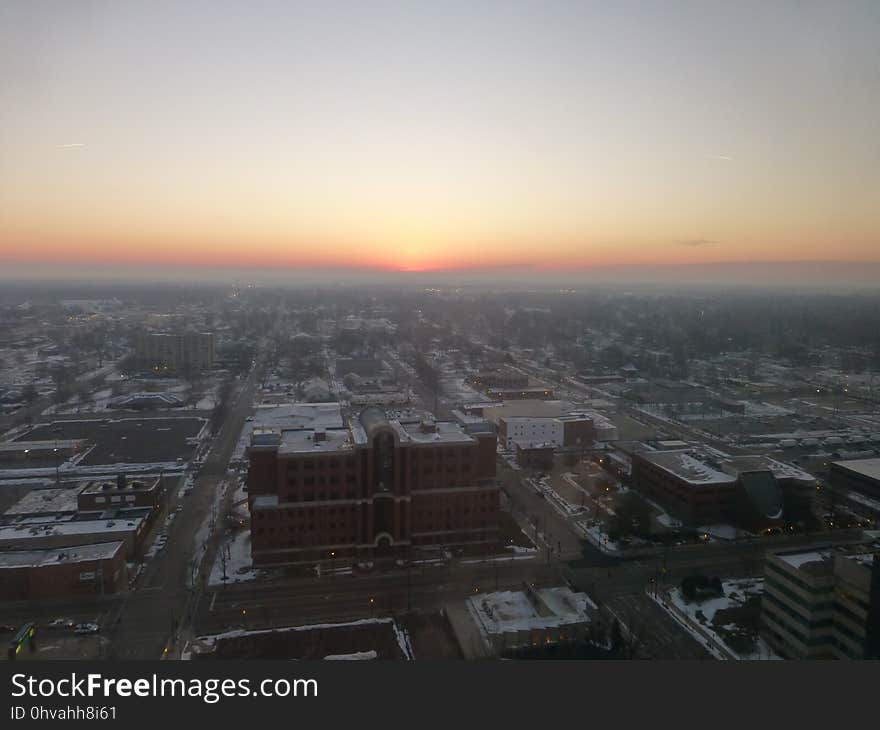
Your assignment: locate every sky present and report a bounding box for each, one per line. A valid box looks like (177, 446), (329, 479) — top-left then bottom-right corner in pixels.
(1, 0), (879, 280)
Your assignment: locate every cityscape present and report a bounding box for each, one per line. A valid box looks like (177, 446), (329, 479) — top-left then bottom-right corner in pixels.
(1, 0), (879, 672)
(1, 284), (879, 661)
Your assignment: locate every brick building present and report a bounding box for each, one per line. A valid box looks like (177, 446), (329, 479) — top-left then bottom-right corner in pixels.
(247, 407), (499, 565)
(629, 445), (816, 528)
(77, 474), (167, 511)
(0, 541), (128, 600)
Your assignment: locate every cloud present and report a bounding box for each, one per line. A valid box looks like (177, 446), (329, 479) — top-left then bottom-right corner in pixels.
(678, 238), (718, 247)
(707, 153), (733, 161)
(58, 143), (86, 148)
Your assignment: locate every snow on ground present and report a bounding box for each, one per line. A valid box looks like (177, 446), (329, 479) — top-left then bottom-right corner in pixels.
(582, 523), (620, 553)
(209, 529), (259, 585)
(193, 617), (414, 659)
(324, 650), (378, 660)
(504, 544), (538, 555)
(191, 478), (229, 582)
(657, 578), (781, 660)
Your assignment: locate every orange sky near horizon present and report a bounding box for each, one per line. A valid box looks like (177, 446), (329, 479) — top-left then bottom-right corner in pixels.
(2, 2), (878, 275)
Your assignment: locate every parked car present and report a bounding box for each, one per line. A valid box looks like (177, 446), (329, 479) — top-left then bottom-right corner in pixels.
(74, 623), (99, 635)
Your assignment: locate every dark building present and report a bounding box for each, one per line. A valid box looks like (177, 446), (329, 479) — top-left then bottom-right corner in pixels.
(469, 367), (529, 391)
(487, 386), (554, 401)
(0, 541), (128, 600)
(829, 458), (880, 501)
(77, 474), (168, 511)
(628, 446), (816, 528)
(247, 407), (499, 565)
(514, 441), (555, 471)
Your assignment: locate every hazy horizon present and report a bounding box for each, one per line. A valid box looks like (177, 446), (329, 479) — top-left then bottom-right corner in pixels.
(3, 259), (880, 293)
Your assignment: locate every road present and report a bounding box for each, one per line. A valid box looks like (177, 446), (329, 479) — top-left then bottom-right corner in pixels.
(193, 559), (566, 638)
(100, 360), (264, 659)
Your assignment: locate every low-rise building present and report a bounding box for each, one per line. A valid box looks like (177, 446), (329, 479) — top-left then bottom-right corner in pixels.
(0, 541), (128, 600)
(514, 441), (555, 470)
(629, 444), (816, 528)
(0, 509), (149, 558)
(77, 474), (167, 511)
(487, 386), (554, 401)
(466, 585), (596, 653)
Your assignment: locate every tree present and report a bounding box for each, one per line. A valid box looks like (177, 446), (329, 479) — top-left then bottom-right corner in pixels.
(610, 492), (653, 540)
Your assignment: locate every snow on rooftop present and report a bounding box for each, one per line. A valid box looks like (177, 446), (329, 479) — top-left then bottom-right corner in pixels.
(468, 586), (593, 635)
(776, 550), (833, 570)
(641, 450), (735, 486)
(0, 540), (124, 568)
(324, 650), (378, 660)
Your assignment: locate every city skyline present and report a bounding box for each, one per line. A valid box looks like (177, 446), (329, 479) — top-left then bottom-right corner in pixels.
(2, 0), (879, 281)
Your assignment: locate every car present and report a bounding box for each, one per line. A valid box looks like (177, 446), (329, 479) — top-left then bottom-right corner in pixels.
(74, 623), (99, 635)
(246, 416), (255, 422)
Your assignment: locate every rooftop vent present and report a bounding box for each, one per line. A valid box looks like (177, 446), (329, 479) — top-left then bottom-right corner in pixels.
(313, 429), (326, 443)
(420, 420), (437, 434)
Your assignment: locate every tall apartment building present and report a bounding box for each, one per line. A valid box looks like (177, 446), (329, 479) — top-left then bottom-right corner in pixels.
(761, 544), (880, 659)
(247, 406), (499, 565)
(134, 331), (215, 371)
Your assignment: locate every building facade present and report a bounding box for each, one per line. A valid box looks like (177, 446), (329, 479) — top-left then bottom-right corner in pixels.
(247, 407), (499, 565)
(762, 544), (880, 659)
(0, 541), (128, 600)
(629, 446), (816, 528)
(77, 474), (167, 511)
(829, 458), (880, 501)
(134, 331), (215, 371)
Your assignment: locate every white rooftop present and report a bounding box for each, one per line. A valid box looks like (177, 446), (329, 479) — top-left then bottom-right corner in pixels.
(468, 586), (594, 634)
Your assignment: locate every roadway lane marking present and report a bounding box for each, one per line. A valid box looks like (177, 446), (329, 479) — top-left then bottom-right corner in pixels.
(209, 593), (217, 612)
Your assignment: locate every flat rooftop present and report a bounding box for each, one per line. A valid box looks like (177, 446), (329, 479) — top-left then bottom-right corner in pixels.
(638, 449), (736, 486)
(15, 417), (206, 465)
(277, 427), (355, 454)
(722, 455), (816, 482)
(0, 440), (84, 453)
(252, 405), (479, 456)
(832, 458), (880, 482)
(469, 587), (594, 634)
(250, 403), (344, 431)
(81, 477), (160, 495)
(3, 487), (83, 517)
(775, 549), (834, 573)
(0, 541), (124, 569)
(0, 513), (145, 542)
